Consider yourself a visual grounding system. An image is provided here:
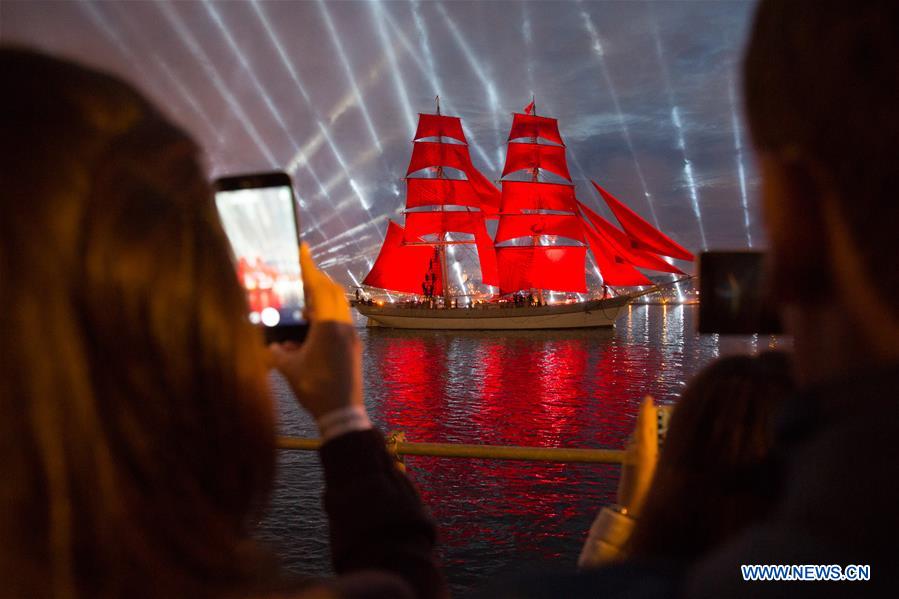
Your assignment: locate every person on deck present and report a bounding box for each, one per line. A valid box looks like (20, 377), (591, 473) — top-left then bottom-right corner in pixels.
(0, 48), (446, 599)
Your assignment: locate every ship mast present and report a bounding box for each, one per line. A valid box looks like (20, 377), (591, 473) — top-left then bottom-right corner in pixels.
(363, 100), (501, 299)
(434, 96), (453, 306)
(529, 98), (545, 305)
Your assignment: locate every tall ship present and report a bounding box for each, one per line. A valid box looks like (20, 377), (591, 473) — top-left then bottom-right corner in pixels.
(355, 100), (693, 330)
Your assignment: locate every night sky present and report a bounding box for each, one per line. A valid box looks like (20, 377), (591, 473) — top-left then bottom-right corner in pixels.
(3, 0), (760, 287)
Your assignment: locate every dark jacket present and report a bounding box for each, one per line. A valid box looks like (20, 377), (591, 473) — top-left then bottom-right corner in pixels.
(482, 365), (899, 599)
(688, 364), (899, 597)
(317, 429), (447, 599)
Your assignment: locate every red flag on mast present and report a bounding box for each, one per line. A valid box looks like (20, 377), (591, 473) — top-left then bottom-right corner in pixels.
(523, 99), (535, 115)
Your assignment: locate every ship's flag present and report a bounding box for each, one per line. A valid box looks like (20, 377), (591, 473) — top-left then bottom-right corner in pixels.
(523, 99), (535, 115)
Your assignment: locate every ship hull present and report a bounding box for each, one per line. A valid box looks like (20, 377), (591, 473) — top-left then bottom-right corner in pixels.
(355, 296), (631, 330)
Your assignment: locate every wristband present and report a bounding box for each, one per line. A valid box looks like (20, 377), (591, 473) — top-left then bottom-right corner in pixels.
(317, 405), (373, 442)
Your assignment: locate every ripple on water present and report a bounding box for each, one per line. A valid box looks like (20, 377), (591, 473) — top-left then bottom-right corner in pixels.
(255, 304), (786, 593)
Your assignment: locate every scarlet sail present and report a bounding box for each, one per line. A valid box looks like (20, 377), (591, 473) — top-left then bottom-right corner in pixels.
(501, 180), (577, 213)
(494, 213), (585, 243)
(407, 141), (500, 218)
(577, 201), (683, 274)
(592, 181), (694, 261)
(414, 113), (466, 143)
(363, 221), (443, 295)
(363, 106), (691, 307)
(406, 178), (482, 210)
(497, 246), (588, 293)
(403, 210), (487, 241)
(507, 113), (564, 146)
(502, 143), (572, 181)
(407, 141), (473, 175)
(583, 225), (653, 287)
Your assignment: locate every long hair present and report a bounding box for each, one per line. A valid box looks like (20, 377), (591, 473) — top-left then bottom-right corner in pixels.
(626, 352), (794, 561)
(0, 48), (276, 597)
(743, 0), (899, 302)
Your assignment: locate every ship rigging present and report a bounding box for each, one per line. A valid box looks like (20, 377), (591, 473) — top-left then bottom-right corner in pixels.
(356, 100), (693, 330)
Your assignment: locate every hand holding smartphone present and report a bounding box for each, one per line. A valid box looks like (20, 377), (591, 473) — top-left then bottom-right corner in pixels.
(214, 171), (308, 343)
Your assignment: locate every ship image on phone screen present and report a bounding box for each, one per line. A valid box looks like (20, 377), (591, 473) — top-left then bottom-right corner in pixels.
(214, 173), (307, 342)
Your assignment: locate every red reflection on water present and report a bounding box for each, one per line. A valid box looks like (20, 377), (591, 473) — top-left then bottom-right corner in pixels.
(365, 329), (665, 566)
(376, 335), (451, 439)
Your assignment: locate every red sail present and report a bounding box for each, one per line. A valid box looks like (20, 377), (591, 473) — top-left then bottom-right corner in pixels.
(473, 224), (499, 286)
(406, 141), (500, 218)
(407, 141), (473, 175)
(508, 113), (564, 146)
(592, 181), (694, 261)
(577, 201), (684, 274)
(406, 178), (482, 210)
(466, 168), (502, 218)
(583, 225), (653, 287)
(496, 246), (587, 293)
(414, 113), (467, 144)
(501, 180), (577, 212)
(502, 143), (571, 181)
(494, 213), (586, 243)
(401, 211), (498, 287)
(363, 221), (443, 295)
(403, 210), (486, 241)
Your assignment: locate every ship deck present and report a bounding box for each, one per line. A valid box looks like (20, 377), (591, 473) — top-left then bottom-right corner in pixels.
(355, 295), (630, 319)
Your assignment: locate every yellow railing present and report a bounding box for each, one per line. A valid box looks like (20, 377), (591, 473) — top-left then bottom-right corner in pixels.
(277, 433), (626, 464)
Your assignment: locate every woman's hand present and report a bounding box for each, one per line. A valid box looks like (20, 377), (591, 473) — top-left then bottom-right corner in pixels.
(269, 243), (362, 420)
(616, 396), (659, 517)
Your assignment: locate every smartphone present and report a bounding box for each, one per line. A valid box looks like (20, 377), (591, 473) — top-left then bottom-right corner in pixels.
(213, 171), (308, 344)
(697, 251), (782, 335)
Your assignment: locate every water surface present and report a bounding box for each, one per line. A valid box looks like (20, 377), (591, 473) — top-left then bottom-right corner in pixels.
(257, 304), (784, 593)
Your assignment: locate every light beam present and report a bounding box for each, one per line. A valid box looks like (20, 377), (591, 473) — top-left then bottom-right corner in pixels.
(371, 1), (417, 138)
(316, 0), (383, 153)
(728, 74), (753, 247)
(154, 0), (278, 166)
(434, 1), (504, 167)
(578, 2), (660, 227)
(650, 12), (709, 249)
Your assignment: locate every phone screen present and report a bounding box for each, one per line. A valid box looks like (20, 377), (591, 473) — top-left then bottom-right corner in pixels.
(214, 183), (306, 331)
(698, 251), (782, 335)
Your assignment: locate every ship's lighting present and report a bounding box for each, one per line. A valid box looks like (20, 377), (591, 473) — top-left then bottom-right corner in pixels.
(84, 2), (226, 151)
(385, 4), (496, 172)
(452, 261), (466, 301)
(729, 75), (753, 247)
(650, 15), (708, 249)
(316, 0), (383, 153)
(674, 276), (685, 303)
(435, 2), (504, 168)
(579, 2), (659, 227)
(371, 1), (416, 138)
(251, 0), (368, 213)
(155, 1), (278, 166)
(15, 0), (762, 287)
(202, 0), (336, 240)
(203, 1), (300, 154)
(672, 107), (707, 249)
